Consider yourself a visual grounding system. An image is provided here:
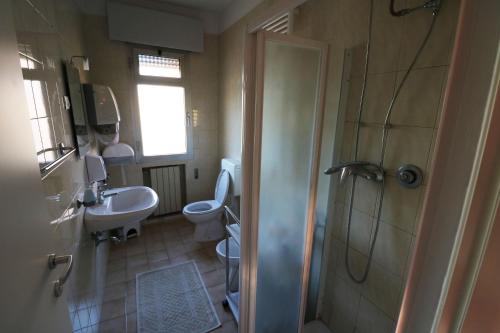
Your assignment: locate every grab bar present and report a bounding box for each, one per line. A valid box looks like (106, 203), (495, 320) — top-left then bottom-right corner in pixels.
(47, 254), (73, 297)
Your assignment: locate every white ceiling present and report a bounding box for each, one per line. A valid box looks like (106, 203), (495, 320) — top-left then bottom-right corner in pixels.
(154, 0), (235, 12)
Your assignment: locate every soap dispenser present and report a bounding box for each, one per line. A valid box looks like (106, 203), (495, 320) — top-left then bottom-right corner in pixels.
(82, 187), (97, 207)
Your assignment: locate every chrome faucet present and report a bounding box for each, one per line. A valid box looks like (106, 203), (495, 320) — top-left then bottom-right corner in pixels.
(96, 183), (117, 204)
(324, 161), (384, 184)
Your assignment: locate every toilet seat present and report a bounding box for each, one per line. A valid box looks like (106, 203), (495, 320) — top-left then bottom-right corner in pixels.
(182, 169), (230, 241)
(183, 200), (222, 215)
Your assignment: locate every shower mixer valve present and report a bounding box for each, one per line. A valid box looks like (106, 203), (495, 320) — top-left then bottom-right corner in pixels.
(324, 161), (384, 184)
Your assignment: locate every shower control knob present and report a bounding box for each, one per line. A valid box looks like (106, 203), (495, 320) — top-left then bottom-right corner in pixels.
(400, 171), (415, 183)
(396, 164), (423, 189)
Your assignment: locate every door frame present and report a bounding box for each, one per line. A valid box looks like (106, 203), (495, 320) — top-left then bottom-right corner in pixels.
(240, 27), (328, 333)
(396, 0), (500, 331)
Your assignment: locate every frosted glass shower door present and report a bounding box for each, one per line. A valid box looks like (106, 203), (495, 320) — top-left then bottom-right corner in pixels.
(253, 31), (327, 332)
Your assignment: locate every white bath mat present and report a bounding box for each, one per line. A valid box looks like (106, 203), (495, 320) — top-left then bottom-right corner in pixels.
(136, 261), (221, 333)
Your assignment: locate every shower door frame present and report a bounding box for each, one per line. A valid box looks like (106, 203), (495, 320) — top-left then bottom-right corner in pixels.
(239, 28), (328, 333)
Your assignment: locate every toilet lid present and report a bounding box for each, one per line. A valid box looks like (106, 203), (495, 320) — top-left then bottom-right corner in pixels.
(214, 169), (230, 204)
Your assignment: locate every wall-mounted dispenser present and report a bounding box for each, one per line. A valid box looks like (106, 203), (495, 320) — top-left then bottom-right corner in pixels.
(103, 143), (135, 186)
(102, 143), (134, 165)
(85, 154), (107, 183)
(83, 84), (120, 145)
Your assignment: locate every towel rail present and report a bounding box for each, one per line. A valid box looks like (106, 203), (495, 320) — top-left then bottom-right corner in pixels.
(222, 205), (240, 324)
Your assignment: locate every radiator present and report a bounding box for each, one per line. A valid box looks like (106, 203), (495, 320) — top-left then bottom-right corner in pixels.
(143, 165), (186, 216)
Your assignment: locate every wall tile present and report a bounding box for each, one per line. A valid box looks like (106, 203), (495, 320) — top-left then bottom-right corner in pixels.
(322, 241), (340, 305)
(348, 209), (375, 255)
(348, 43), (368, 78)
(357, 125), (383, 162)
(353, 177), (381, 216)
(412, 184), (427, 235)
(402, 236), (417, 282)
(333, 241), (368, 293)
(340, 122), (355, 162)
(424, 128), (439, 183)
(383, 126), (434, 175)
(324, 275), (361, 333)
(345, 74), (364, 122)
(335, 177), (353, 206)
(372, 221), (412, 277)
(355, 297), (395, 333)
(331, 204), (346, 240)
(368, 0), (404, 74)
(391, 67), (447, 127)
(361, 73), (397, 124)
(380, 176), (423, 233)
(362, 263), (403, 319)
(398, 0), (459, 70)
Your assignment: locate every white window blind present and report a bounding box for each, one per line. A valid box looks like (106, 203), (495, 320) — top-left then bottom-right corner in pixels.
(138, 54), (181, 78)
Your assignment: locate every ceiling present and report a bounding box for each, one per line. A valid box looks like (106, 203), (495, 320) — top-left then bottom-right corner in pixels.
(154, 0), (234, 12)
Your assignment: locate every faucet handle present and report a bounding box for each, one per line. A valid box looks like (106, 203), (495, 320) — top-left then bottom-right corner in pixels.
(98, 183), (111, 191)
(340, 167), (352, 184)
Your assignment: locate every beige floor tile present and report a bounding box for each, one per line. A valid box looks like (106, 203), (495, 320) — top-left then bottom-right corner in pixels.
(213, 301), (235, 324)
(98, 316), (126, 333)
(148, 258), (172, 270)
(106, 269), (126, 286)
(126, 312), (137, 333)
(213, 320), (238, 333)
(202, 268), (226, 288)
(146, 249), (169, 263)
(103, 282), (127, 303)
(101, 217), (223, 332)
(208, 283), (227, 303)
(125, 293), (136, 315)
(127, 253), (148, 268)
(107, 258), (126, 273)
(126, 263), (149, 281)
(100, 298), (126, 322)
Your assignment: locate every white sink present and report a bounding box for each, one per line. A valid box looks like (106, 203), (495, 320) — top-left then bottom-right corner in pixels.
(84, 186), (159, 233)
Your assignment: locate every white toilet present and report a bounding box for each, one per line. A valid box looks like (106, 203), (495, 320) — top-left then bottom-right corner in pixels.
(182, 169), (230, 241)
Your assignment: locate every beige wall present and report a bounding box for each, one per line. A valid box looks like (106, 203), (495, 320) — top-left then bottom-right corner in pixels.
(217, 0), (460, 331)
(83, 14), (220, 203)
(12, 1), (108, 332)
(218, 0), (285, 160)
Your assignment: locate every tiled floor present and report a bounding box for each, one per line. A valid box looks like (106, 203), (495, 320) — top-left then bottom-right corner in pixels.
(98, 215), (238, 333)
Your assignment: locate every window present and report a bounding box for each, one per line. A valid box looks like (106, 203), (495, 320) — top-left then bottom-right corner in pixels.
(134, 50), (191, 160)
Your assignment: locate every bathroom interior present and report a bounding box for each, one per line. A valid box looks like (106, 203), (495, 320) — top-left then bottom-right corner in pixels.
(1, 0), (499, 332)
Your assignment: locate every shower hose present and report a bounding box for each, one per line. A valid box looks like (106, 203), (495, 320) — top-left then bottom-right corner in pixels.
(344, 0), (439, 283)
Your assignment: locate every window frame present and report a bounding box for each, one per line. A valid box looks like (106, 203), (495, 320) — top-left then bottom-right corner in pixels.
(132, 48), (193, 163)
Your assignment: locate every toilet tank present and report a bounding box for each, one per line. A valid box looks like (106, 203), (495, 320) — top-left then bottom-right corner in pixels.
(221, 158), (241, 196)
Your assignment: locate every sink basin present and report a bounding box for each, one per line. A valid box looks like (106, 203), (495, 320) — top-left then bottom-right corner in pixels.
(84, 186), (159, 233)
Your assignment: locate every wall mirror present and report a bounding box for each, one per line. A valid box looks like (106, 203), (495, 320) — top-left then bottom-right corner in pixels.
(64, 63), (93, 158)
(18, 41), (76, 178)
(13, 0), (94, 179)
